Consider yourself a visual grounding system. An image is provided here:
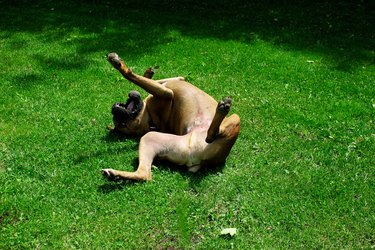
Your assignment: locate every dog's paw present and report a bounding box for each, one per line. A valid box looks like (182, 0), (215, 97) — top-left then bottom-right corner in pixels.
(143, 67), (155, 79)
(101, 168), (116, 181)
(217, 97), (232, 114)
(107, 52), (122, 67)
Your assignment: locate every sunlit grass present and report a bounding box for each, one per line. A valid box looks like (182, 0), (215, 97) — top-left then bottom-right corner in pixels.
(0, 0), (374, 249)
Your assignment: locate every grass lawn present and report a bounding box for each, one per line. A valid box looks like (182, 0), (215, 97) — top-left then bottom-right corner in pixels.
(0, 0), (374, 248)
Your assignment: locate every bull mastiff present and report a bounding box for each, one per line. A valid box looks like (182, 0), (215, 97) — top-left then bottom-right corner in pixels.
(101, 52), (240, 181)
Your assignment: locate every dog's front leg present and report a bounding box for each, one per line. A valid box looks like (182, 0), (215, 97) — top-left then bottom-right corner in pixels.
(107, 52), (174, 99)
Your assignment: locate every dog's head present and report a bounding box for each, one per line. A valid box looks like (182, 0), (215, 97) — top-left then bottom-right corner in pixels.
(111, 90), (147, 135)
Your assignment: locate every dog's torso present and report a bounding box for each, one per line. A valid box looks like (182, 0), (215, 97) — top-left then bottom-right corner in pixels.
(144, 80), (217, 135)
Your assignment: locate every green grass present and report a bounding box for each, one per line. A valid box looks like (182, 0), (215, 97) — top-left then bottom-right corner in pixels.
(0, 0), (374, 249)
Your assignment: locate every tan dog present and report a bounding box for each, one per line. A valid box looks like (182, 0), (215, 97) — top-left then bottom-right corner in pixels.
(101, 52), (240, 181)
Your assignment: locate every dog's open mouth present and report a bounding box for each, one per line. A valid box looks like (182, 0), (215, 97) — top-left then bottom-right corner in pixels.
(112, 90), (143, 127)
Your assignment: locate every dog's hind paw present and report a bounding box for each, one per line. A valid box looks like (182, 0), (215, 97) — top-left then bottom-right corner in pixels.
(217, 97), (232, 115)
(205, 97), (233, 144)
(101, 168), (116, 181)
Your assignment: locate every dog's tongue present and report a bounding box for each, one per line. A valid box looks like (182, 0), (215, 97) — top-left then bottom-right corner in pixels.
(127, 101), (134, 111)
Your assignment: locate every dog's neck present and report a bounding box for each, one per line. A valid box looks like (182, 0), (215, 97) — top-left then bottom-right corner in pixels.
(137, 103), (155, 134)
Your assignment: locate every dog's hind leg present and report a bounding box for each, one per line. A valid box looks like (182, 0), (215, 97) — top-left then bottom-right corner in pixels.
(202, 113), (240, 166)
(107, 52), (174, 99)
(102, 132), (189, 181)
(205, 97), (232, 143)
(101, 167), (151, 181)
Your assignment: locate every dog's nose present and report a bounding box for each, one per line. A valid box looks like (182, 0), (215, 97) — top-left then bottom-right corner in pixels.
(128, 90), (141, 99)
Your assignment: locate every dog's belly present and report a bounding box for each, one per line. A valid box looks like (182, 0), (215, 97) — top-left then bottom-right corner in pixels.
(186, 118), (212, 134)
(161, 151), (202, 167)
(158, 130), (208, 167)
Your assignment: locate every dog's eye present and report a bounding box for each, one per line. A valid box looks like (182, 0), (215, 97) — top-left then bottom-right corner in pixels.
(121, 123), (127, 128)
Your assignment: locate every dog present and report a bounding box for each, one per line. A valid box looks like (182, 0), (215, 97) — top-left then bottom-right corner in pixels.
(101, 52), (240, 181)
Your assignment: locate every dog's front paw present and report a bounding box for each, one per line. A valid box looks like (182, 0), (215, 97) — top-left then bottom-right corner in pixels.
(143, 67), (155, 79)
(107, 52), (122, 68)
(101, 168), (117, 181)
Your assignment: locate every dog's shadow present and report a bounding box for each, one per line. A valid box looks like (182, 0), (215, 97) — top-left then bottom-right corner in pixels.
(73, 131), (138, 166)
(102, 129), (139, 143)
(97, 130), (226, 193)
(98, 157), (226, 193)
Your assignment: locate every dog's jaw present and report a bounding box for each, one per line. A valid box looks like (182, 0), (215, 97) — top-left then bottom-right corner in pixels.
(113, 102), (152, 136)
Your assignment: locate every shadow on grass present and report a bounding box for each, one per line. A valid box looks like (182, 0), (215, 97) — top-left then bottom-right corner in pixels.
(1, 0), (373, 74)
(97, 157), (226, 193)
(12, 73), (44, 88)
(102, 130), (141, 143)
(98, 180), (137, 193)
(73, 132), (138, 165)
